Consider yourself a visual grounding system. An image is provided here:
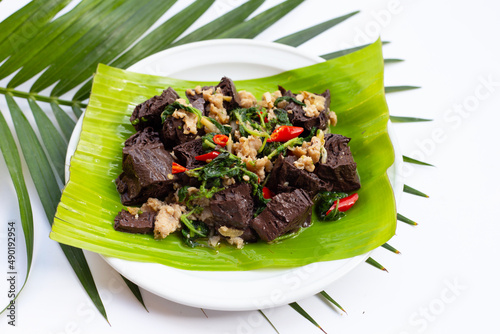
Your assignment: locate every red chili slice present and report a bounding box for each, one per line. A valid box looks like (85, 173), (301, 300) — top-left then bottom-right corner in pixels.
(259, 111), (269, 123)
(262, 186), (274, 199)
(195, 151), (220, 161)
(326, 193), (359, 216)
(267, 125), (304, 142)
(213, 134), (229, 147)
(172, 162), (187, 174)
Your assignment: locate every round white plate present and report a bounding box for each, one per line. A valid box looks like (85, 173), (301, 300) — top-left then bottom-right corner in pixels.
(66, 39), (403, 311)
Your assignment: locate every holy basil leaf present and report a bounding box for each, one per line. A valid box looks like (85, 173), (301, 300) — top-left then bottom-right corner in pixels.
(274, 96), (306, 107)
(181, 218), (209, 248)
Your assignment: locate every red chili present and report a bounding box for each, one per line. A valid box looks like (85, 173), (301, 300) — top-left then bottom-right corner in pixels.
(172, 162), (187, 174)
(267, 126), (304, 142)
(195, 151), (220, 161)
(326, 193), (359, 216)
(213, 134), (229, 147)
(259, 111), (269, 123)
(262, 186), (274, 199)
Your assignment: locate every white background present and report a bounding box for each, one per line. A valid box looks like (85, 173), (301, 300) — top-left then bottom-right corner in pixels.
(0, 0), (499, 333)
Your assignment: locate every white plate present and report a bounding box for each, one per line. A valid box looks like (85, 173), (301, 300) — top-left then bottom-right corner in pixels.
(66, 39), (403, 311)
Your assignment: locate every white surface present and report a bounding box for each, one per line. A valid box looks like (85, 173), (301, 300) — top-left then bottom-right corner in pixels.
(65, 39), (402, 311)
(0, 0), (499, 333)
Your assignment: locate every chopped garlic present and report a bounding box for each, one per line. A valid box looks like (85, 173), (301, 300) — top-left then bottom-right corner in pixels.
(328, 111), (338, 126)
(294, 155), (315, 172)
(226, 134), (234, 154)
(141, 198), (163, 212)
(208, 235), (221, 248)
(154, 203), (185, 240)
(261, 91), (274, 109)
(259, 90), (282, 110)
(172, 109), (198, 135)
(238, 90), (257, 108)
(203, 91), (230, 124)
(127, 207), (141, 215)
(219, 226), (244, 238)
(267, 108), (276, 121)
(289, 130), (325, 164)
(227, 237), (244, 249)
(245, 156), (273, 181)
(222, 176), (236, 186)
(301, 91), (326, 118)
(202, 87), (214, 100)
(233, 135), (262, 161)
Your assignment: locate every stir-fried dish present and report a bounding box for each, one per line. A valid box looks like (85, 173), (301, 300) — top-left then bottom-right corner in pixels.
(113, 77), (361, 249)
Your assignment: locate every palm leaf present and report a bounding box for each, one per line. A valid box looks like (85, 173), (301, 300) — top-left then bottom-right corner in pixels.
(321, 41), (390, 60)
(172, 0), (266, 45)
(365, 257), (388, 272)
(289, 302), (327, 333)
(403, 155), (434, 166)
(0, 87), (86, 107)
(319, 291), (347, 314)
(381, 243), (400, 254)
(6, 95), (62, 221)
(275, 11), (359, 47)
(28, 99), (67, 181)
(0, 0), (73, 65)
(384, 58), (404, 64)
(108, 0), (214, 70)
(259, 310), (280, 334)
(121, 276), (148, 311)
(51, 102), (76, 142)
(0, 110), (33, 313)
(3, 0), (115, 87)
(72, 105), (83, 118)
(5, 95), (109, 321)
(216, 0), (305, 39)
(397, 213), (418, 226)
(390, 115), (432, 123)
(385, 85), (421, 93)
(403, 184), (429, 198)
(74, 0), (270, 101)
(59, 244), (109, 323)
(40, 0), (179, 96)
(73, 0), (218, 101)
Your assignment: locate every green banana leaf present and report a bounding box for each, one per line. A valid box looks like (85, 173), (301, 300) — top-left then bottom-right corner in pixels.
(50, 39), (396, 271)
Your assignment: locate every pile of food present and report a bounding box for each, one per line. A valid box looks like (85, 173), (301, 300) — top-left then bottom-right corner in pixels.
(113, 77), (361, 249)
